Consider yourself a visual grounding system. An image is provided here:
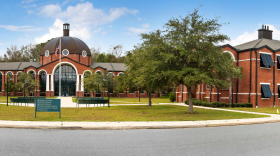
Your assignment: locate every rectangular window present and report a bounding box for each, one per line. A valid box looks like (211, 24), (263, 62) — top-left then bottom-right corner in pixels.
(261, 84), (273, 98)
(278, 85), (280, 99)
(277, 56), (280, 69)
(260, 54), (274, 68)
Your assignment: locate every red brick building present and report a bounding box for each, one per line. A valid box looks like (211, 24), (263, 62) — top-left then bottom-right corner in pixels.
(0, 23), (154, 98)
(175, 25), (279, 108)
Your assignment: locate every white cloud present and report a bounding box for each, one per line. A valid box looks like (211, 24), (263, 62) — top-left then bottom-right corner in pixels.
(142, 23), (150, 28)
(127, 27), (151, 34)
(62, 0), (72, 6)
(25, 34), (29, 38)
(35, 2), (138, 26)
(93, 28), (102, 33)
(34, 2), (138, 43)
(108, 25), (112, 28)
(0, 25), (40, 31)
(221, 24), (280, 46)
(21, 0), (36, 3)
(0, 43), (4, 46)
(101, 31), (107, 35)
(125, 23), (151, 35)
(35, 19), (92, 43)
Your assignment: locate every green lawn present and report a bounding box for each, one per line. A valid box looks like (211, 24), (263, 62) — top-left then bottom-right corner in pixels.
(226, 107), (280, 114)
(73, 97), (173, 104)
(0, 105), (268, 121)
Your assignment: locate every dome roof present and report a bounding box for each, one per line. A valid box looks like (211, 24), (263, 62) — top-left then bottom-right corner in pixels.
(40, 36), (91, 56)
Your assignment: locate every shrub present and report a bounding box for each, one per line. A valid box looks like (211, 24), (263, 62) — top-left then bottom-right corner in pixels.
(232, 103), (240, 107)
(185, 98), (199, 105)
(169, 92), (175, 102)
(220, 103), (226, 107)
(196, 100), (203, 106)
(245, 103), (253, 108)
(203, 97), (208, 102)
(240, 103), (245, 107)
(225, 103), (230, 107)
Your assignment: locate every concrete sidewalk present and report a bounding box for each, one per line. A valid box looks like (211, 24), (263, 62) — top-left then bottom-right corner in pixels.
(1, 103), (280, 130)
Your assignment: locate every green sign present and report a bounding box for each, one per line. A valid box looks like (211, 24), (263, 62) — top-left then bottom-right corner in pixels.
(35, 99), (61, 118)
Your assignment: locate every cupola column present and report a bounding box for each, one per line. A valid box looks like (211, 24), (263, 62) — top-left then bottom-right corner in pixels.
(63, 23), (70, 36)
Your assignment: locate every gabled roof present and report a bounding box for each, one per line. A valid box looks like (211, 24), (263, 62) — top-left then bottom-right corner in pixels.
(90, 62), (126, 72)
(0, 62), (42, 71)
(0, 62), (22, 70)
(17, 62), (41, 70)
(233, 38), (280, 52)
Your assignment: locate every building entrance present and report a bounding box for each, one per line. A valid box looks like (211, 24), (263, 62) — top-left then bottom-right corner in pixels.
(54, 64), (76, 96)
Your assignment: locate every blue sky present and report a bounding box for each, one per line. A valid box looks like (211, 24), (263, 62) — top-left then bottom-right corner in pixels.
(1, 0), (280, 56)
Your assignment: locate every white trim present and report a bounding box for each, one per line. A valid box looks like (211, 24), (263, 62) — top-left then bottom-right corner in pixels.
(220, 97), (229, 99)
(238, 59), (251, 62)
(117, 72), (124, 76)
(38, 69), (47, 75)
(95, 70), (103, 74)
(52, 62), (78, 75)
(62, 49), (69, 56)
(175, 92), (179, 93)
(260, 83), (270, 84)
(261, 98), (270, 99)
(6, 71), (13, 75)
(27, 69), (36, 74)
(259, 51), (272, 55)
(223, 51), (235, 61)
(260, 67), (271, 69)
(210, 93), (221, 94)
(108, 72), (114, 76)
(83, 70), (92, 75)
(45, 50), (49, 57)
(182, 92), (188, 93)
(16, 71), (23, 75)
(82, 50), (87, 57)
(196, 92), (206, 94)
(205, 97), (210, 98)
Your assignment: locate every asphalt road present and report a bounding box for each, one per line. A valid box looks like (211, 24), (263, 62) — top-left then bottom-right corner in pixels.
(1, 123), (280, 156)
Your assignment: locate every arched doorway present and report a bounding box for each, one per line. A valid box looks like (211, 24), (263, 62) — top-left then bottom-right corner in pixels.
(54, 65), (76, 96)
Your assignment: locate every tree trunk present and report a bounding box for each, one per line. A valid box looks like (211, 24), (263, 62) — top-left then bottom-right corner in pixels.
(187, 86), (193, 113)
(148, 92), (152, 107)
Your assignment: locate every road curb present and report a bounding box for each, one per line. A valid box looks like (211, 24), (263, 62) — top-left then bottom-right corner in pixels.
(1, 119), (280, 130)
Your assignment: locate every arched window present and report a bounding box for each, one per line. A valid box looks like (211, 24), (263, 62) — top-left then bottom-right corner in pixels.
(0, 72), (2, 92)
(108, 73), (114, 94)
(54, 65), (76, 96)
(84, 71), (91, 97)
(29, 71), (35, 79)
(7, 72), (13, 80)
(40, 72), (46, 96)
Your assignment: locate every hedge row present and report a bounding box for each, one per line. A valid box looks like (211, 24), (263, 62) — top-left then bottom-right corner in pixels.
(184, 99), (253, 108)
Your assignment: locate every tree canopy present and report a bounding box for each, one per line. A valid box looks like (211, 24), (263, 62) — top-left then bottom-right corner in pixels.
(125, 8), (243, 112)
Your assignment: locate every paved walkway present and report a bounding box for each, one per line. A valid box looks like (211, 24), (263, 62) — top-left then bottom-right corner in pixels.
(1, 100), (280, 129)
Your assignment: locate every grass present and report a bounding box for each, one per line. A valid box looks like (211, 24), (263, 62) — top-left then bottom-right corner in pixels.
(72, 97), (173, 104)
(226, 107), (280, 114)
(0, 105), (269, 121)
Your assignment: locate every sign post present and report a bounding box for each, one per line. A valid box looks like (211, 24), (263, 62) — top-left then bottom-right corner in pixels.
(35, 99), (61, 118)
